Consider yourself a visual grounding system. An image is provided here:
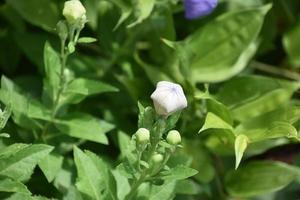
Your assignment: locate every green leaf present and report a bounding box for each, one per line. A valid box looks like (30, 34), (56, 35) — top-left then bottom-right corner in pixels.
(62, 78), (119, 105)
(0, 144), (53, 181)
(77, 37), (98, 44)
(0, 176), (31, 194)
(43, 42), (61, 103)
(55, 113), (115, 145)
(174, 179), (200, 195)
(127, 0), (155, 28)
(117, 131), (131, 158)
(148, 181), (176, 200)
(225, 161), (300, 198)
(161, 165), (198, 181)
(0, 105), (11, 129)
(283, 20), (300, 67)
(173, 5), (271, 83)
(234, 134), (249, 169)
(217, 75), (300, 121)
(7, 0), (59, 31)
(200, 112), (233, 133)
(74, 147), (117, 200)
(38, 152), (63, 183)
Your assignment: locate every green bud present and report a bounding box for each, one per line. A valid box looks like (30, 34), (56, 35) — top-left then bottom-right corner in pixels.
(63, 0), (86, 25)
(135, 128), (150, 144)
(56, 21), (68, 41)
(151, 153), (163, 164)
(166, 130), (181, 145)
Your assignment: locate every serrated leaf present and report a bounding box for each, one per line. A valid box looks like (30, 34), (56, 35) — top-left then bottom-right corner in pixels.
(55, 113), (115, 145)
(234, 134), (248, 169)
(74, 147), (116, 200)
(0, 144), (53, 181)
(61, 78), (119, 105)
(0, 176), (31, 194)
(225, 161), (300, 198)
(38, 152), (63, 183)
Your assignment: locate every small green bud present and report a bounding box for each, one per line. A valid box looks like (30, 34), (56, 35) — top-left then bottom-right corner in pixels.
(56, 21), (68, 41)
(151, 153), (164, 163)
(63, 0), (86, 25)
(166, 130), (181, 145)
(135, 128), (150, 144)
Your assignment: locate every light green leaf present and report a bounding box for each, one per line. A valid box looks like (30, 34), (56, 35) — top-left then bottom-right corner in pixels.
(225, 161), (300, 198)
(77, 37), (98, 44)
(38, 152), (63, 183)
(0, 144), (53, 181)
(148, 181), (176, 200)
(112, 170), (130, 200)
(127, 0), (155, 28)
(55, 113), (115, 145)
(173, 5), (271, 83)
(7, 0), (59, 31)
(0, 176), (31, 194)
(217, 75), (300, 121)
(74, 147), (115, 200)
(62, 78), (118, 105)
(137, 102), (155, 130)
(283, 20), (300, 67)
(117, 131), (131, 158)
(200, 112), (233, 133)
(161, 165), (198, 181)
(234, 134), (248, 169)
(43, 42), (61, 103)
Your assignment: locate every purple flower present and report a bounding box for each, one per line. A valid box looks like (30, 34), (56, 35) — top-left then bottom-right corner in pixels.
(184, 0), (218, 20)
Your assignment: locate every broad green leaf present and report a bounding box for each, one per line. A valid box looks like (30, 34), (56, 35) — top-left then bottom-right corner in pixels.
(173, 5), (271, 83)
(112, 170), (130, 200)
(217, 75), (300, 121)
(74, 147), (115, 200)
(61, 78), (118, 105)
(7, 0), (59, 31)
(63, 186), (83, 200)
(55, 113), (115, 145)
(283, 20), (300, 67)
(148, 181), (176, 200)
(85, 151), (117, 200)
(117, 131), (131, 158)
(5, 193), (48, 200)
(38, 152), (63, 183)
(234, 134), (248, 169)
(160, 165), (198, 181)
(0, 144), (28, 158)
(225, 161), (300, 198)
(174, 179), (200, 195)
(200, 112), (233, 133)
(0, 144), (53, 181)
(0, 176), (31, 194)
(43, 42), (61, 103)
(127, 0), (155, 28)
(77, 37), (98, 44)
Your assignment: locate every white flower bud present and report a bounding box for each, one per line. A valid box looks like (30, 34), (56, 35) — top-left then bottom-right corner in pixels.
(63, 0), (86, 24)
(151, 153), (164, 163)
(135, 128), (150, 144)
(166, 130), (181, 145)
(150, 81), (187, 116)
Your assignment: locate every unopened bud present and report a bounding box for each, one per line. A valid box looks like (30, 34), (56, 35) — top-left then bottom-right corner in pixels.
(151, 153), (164, 164)
(135, 128), (150, 144)
(63, 0), (86, 25)
(166, 130), (181, 145)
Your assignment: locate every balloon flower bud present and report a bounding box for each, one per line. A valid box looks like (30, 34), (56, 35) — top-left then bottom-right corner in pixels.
(151, 81), (187, 116)
(166, 130), (181, 145)
(151, 153), (164, 164)
(63, 0), (86, 24)
(135, 128), (150, 145)
(184, 0), (218, 20)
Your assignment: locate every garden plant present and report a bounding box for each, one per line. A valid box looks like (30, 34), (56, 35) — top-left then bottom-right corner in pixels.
(1, 0), (300, 199)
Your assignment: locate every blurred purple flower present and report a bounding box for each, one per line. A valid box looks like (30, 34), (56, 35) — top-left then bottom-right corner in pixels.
(184, 0), (218, 20)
